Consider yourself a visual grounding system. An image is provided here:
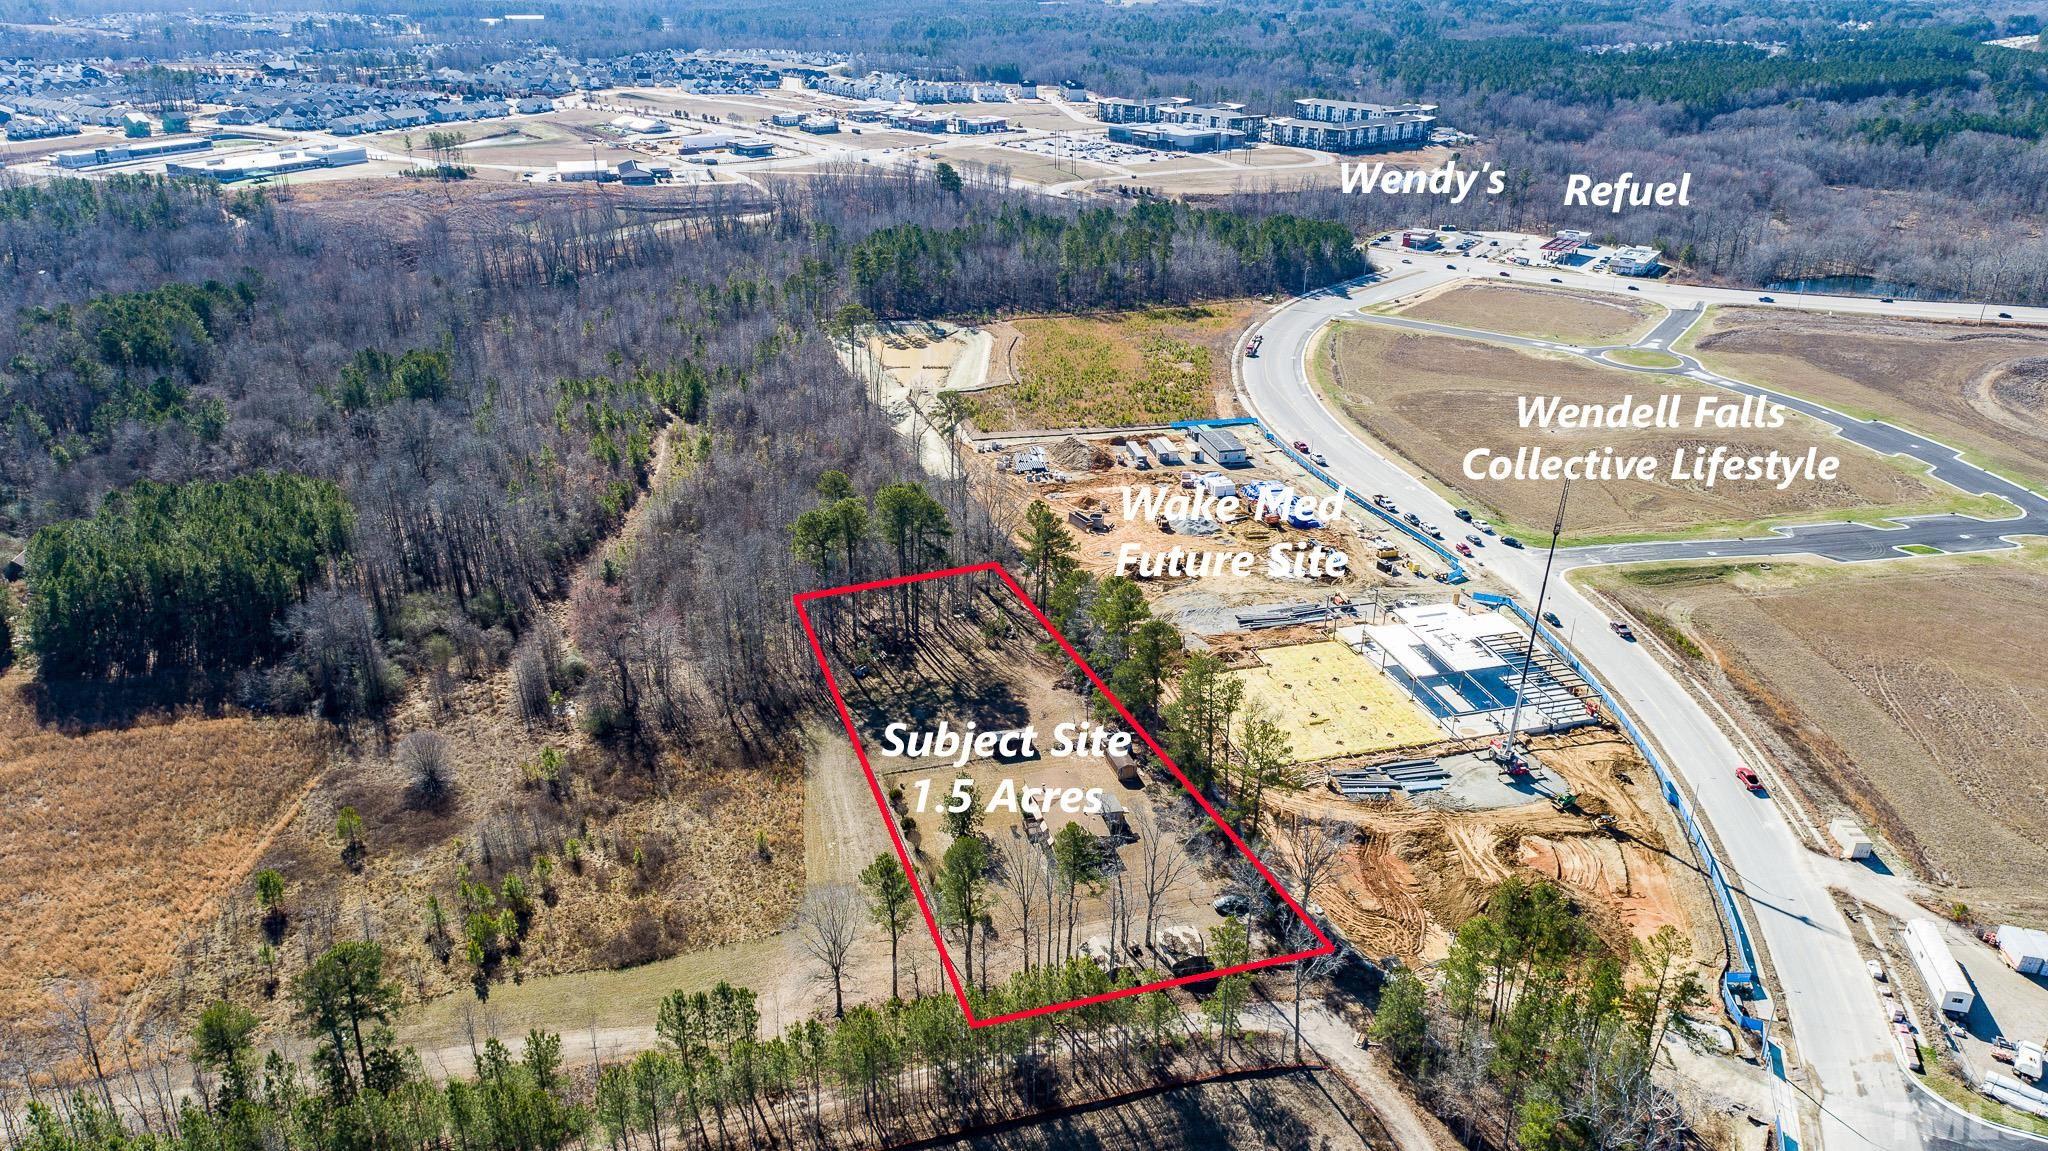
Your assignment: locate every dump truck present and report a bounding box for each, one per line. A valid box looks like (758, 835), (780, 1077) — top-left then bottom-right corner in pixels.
(1067, 508), (1108, 533)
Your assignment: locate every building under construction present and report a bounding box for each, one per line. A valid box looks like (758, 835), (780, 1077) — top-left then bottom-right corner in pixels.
(1337, 601), (1599, 739)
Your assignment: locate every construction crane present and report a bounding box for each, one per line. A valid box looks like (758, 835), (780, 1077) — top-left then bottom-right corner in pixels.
(1499, 479), (1571, 770)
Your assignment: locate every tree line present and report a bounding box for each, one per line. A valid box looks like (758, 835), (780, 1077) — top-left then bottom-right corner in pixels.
(5, 934), (1303, 1151)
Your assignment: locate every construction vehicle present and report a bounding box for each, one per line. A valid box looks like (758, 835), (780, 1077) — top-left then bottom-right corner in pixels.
(1551, 791), (1580, 814)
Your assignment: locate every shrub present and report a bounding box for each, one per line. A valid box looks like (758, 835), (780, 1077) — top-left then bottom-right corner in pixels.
(397, 731), (453, 810)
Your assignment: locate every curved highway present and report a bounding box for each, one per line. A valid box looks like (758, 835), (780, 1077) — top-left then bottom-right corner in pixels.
(1238, 251), (2048, 1151)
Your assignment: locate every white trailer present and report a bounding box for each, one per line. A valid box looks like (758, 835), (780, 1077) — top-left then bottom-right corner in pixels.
(1996, 925), (2048, 975)
(1905, 918), (1976, 1016)
(1827, 818), (1874, 860)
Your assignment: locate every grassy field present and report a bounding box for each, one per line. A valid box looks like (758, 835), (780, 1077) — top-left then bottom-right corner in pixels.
(1606, 348), (1685, 369)
(1398, 283), (1663, 345)
(968, 303), (1256, 431)
(1682, 306), (2048, 489)
(1576, 547), (2048, 923)
(0, 670), (327, 1026)
(1312, 323), (2004, 544)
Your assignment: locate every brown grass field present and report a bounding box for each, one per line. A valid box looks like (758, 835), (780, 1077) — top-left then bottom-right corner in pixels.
(1397, 283), (1663, 345)
(1579, 548), (2048, 923)
(969, 302), (1257, 431)
(1684, 307), (2048, 488)
(0, 670), (327, 1027)
(1314, 323), (2002, 543)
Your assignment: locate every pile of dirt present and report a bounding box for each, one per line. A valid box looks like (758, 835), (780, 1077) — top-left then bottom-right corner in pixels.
(1046, 435), (1114, 471)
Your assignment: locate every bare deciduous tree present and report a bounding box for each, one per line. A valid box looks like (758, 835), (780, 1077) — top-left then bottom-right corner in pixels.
(397, 731), (453, 810)
(797, 885), (861, 1018)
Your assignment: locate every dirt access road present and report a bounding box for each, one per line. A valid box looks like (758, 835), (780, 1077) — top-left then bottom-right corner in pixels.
(395, 723), (903, 1077)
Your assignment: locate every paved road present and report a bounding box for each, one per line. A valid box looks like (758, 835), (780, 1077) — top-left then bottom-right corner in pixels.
(1336, 309), (2048, 568)
(1238, 257), (2003, 1151)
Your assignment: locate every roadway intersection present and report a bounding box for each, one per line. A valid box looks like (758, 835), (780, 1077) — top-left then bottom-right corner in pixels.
(1238, 252), (2048, 1151)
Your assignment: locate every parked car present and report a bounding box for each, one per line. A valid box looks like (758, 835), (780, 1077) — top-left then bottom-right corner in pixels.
(1867, 960), (1887, 982)
(1455, 542), (1472, 557)
(1423, 523), (1442, 537)
(1312, 452), (1328, 466)
(1736, 765), (1764, 792)
(1501, 535), (1523, 548)
(1455, 508), (1473, 521)
(1465, 533), (1484, 546)
(1403, 512), (1421, 525)
(1292, 440), (1310, 452)
(1609, 620), (1635, 640)
(1475, 520), (1495, 535)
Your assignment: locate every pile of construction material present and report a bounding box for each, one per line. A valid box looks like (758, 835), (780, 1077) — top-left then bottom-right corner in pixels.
(1235, 600), (1357, 630)
(1329, 758), (1451, 799)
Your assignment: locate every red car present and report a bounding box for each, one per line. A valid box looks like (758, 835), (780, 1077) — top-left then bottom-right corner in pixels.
(1455, 542), (1472, 557)
(1292, 440), (1310, 453)
(1736, 766), (1763, 792)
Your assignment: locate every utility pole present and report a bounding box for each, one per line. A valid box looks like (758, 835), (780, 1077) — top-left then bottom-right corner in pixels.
(1502, 479), (1570, 766)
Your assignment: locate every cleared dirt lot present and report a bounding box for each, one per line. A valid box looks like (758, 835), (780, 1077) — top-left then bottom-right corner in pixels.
(1684, 307), (2048, 489)
(0, 671), (326, 1027)
(971, 303), (1257, 431)
(1396, 282), (1664, 345)
(1315, 323), (1997, 543)
(1579, 547), (2048, 923)
(1267, 732), (1717, 970)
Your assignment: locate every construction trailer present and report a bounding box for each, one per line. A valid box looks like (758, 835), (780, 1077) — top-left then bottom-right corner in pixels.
(1827, 818), (1874, 860)
(1146, 436), (1184, 466)
(1904, 918), (1976, 1017)
(1996, 925), (2048, 975)
(1107, 744), (1142, 786)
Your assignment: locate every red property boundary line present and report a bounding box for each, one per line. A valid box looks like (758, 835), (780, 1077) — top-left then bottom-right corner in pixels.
(793, 560), (1334, 1028)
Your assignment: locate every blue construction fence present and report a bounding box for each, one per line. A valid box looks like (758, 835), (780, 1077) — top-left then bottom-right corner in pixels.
(1472, 591), (1772, 1027)
(1172, 418), (1767, 1012)
(1171, 418), (1470, 584)
(1185, 398), (1797, 1144)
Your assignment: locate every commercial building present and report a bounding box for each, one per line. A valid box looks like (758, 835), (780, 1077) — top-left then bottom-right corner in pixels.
(54, 136), (212, 169)
(1265, 98), (1435, 153)
(798, 116), (840, 134)
(1189, 425), (1250, 467)
(1610, 246), (1664, 276)
(166, 142), (366, 182)
(1107, 123), (1243, 153)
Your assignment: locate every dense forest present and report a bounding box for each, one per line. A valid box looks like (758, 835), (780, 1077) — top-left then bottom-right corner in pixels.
(0, 170), (1356, 738)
